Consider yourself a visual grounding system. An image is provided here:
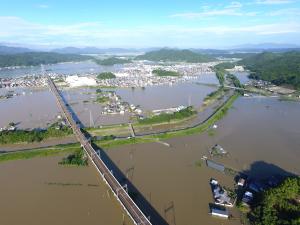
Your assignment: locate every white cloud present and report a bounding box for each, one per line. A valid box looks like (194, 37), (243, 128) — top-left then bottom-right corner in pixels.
(170, 2), (258, 19)
(0, 16), (299, 47)
(255, 0), (294, 5)
(162, 23), (300, 35)
(170, 9), (242, 19)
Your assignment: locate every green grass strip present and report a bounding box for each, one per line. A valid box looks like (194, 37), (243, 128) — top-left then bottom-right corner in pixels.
(0, 144), (81, 163)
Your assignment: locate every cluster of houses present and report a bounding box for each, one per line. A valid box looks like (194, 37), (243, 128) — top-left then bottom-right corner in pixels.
(237, 175), (282, 206)
(0, 76), (47, 89)
(0, 61), (216, 90)
(98, 91), (142, 115)
(209, 179), (235, 219)
(209, 174), (284, 220)
(95, 62), (215, 88)
(95, 72), (200, 88)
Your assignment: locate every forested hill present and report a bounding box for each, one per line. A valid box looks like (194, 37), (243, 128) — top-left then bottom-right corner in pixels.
(135, 49), (216, 63)
(0, 52), (92, 68)
(239, 51), (300, 89)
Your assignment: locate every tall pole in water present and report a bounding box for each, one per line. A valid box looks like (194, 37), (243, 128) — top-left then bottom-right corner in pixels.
(89, 110), (94, 128)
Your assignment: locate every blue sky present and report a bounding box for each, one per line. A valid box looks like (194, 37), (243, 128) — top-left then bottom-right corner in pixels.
(0, 0), (299, 48)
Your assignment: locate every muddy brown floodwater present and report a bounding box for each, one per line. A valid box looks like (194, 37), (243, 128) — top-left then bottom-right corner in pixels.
(0, 156), (133, 225)
(106, 96), (300, 225)
(0, 73), (217, 129)
(1, 94), (299, 225)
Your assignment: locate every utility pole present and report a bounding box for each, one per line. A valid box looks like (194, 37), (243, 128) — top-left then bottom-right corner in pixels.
(89, 110), (94, 128)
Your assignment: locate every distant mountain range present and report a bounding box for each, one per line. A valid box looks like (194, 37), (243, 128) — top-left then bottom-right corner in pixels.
(51, 47), (158, 54)
(0, 52), (92, 68)
(0, 45), (34, 54)
(0, 43), (299, 55)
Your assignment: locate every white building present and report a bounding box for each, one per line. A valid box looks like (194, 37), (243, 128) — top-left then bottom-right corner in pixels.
(66, 75), (97, 87)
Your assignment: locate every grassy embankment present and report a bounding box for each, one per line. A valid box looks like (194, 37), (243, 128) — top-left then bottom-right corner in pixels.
(202, 87), (228, 109)
(199, 63), (232, 109)
(0, 143), (81, 163)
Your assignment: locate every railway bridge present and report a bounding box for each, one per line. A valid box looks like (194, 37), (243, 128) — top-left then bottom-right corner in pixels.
(47, 76), (152, 225)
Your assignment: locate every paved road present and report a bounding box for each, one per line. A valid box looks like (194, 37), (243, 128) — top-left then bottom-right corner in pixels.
(48, 76), (152, 225)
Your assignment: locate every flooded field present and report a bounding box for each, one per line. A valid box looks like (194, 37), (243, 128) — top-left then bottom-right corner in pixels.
(106, 96), (300, 225)
(0, 73), (217, 129)
(0, 155), (133, 225)
(0, 88), (60, 129)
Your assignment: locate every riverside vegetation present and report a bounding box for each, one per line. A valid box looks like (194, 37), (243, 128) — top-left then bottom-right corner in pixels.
(0, 123), (73, 145)
(59, 149), (88, 166)
(251, 177), (300, 225)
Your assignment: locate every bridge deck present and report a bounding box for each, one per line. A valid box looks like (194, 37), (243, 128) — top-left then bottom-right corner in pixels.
(47, 76), (151, 225)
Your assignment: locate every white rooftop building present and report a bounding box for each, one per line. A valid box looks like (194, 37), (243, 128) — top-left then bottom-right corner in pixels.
(66, 75), (97, 87)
